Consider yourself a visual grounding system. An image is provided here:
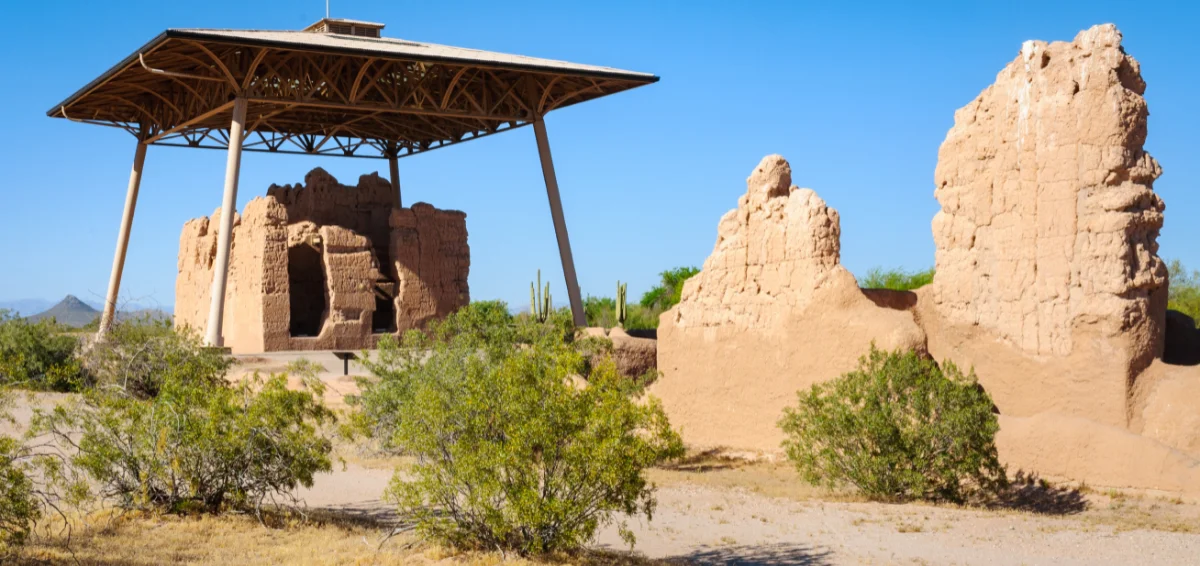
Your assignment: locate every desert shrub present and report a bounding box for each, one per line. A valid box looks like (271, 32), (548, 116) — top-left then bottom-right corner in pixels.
(83, 317), (227, 399)
(1168, 259), (1200, 323)
(436, 300), (517, 341)
(582, 266), (701, 331)
(860, 267), (935, 291)
(0, 388), (38, 556)
(622, 304), (660, 331)
(639, 266), (700, 312)
(584, 296), (660, 331)
(0, 440), (37, 557)
(0, 310), (83, 392)
(0, 386), (82, 559)
(779, 346), (1006, 504)
(357, 309), (683, 554)
(32, 328), (334, 514)
(584, 295), (617, 328)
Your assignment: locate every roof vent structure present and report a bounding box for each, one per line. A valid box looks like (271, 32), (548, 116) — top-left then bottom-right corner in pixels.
(303, 18), (384, 38)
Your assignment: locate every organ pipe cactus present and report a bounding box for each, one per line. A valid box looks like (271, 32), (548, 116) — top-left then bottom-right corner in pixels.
(616, 281), (628, 328)
(531, 270), (551, 323)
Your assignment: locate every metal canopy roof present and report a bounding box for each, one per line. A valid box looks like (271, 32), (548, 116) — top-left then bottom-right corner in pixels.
(48, 26), (658, 159)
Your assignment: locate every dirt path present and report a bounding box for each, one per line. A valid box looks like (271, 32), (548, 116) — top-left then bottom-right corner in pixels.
(299, 463), (1200, 566)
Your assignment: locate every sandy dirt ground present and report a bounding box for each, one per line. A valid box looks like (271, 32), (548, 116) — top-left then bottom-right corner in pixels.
(298, 461), (1200, 566)
(7, 354), (1200, 565)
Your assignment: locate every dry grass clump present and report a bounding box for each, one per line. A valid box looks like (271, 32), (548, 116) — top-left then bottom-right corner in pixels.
(14, 511), (662, 566)
(16, 511), (418, 566)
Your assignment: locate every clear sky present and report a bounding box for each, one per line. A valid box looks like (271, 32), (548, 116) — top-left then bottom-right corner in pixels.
(1, 1), (1196, 311)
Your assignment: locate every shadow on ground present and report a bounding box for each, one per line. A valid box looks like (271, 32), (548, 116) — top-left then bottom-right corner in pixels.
(658, 448), (742, 473)
(992, 471), (1088, 515)
(303, 500), (402, 527)
(668, 543), (834, 566)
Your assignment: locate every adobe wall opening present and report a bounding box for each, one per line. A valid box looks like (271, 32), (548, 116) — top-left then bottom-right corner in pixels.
(288, 242), (327, 337)
(372, 280), (397, 333)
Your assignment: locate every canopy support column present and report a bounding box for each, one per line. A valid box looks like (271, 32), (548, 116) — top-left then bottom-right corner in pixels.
(532, 117), (585, 327)
(204, 97), (248, 347)
(96, 138), (148, 338)
(388, 148), (402, 208)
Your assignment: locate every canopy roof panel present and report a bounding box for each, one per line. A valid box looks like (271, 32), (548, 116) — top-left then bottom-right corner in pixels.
(48, 26), (658, 159)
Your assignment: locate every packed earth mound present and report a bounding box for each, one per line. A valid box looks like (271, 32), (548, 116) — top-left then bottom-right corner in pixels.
(654, 24), (1200, 495)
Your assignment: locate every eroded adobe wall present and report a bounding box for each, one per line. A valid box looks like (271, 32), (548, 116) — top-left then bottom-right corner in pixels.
(267, 168), (395, 273)
(653, 155), (925, 451)
(654, 25), (1200, 494)
(175, 169), (469, 353)
(390, 203), (470, 331)
(925, 24), (1169, 428)
(281, 223), (383, 350)
(174, 197), (288, 352)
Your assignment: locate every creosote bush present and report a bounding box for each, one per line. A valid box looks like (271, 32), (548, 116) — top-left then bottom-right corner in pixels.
(779, 346), (1007, 504)
(81, 316), (225, 399)
(0, 388), (38, 557)
(0, 310), (83, 392)
(356, 302), (683, 554)
(0, 386), (80, 560)
(32, 324), (335, 515)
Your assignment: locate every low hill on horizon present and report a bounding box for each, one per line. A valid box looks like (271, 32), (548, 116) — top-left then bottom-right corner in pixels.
(26, 295), (100, 327)
(21, 295), (172, 328)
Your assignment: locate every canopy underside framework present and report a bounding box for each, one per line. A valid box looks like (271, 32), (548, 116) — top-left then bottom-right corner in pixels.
(49, 29), (656, 158)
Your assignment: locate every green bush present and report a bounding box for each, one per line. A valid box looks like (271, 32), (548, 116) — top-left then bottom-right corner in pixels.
(860, 267), (935, 291)
(0, 389), (38, 557)
(0, 310), (83, 392)
(82, 317), (226, 399)
(1168, 259), (1200, 323)
(581, 267), (701, 330)
(357, 308), (683, 554)
(779, 346), (1006, 504)
(584, 295), (617, 328)
(584, 296), (659, 331)
(32, 328), (335, 514)
(639, 266), (700, 312)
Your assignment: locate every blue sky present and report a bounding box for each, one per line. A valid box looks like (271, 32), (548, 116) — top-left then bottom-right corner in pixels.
(1, 1), (1196, 311)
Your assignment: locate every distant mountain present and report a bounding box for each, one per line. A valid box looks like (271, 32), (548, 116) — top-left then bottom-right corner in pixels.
(0, 298), (54, 317)
(27, 295), (101, 327)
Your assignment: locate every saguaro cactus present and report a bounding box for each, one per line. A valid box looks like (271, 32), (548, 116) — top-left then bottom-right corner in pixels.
(616, 280), (628, 328)
(531, 269), (552, 323)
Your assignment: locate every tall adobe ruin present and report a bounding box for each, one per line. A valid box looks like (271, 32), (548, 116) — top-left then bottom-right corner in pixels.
(927, 24), (1167, 428)
(175, 168), (469, 353)
(655, 25), (1200, 494)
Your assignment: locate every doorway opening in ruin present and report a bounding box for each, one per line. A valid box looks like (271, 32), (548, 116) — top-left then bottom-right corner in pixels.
(372, 278), (397, 333)
(373, 292), (396, 333)
(288, 244), (327, 337)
